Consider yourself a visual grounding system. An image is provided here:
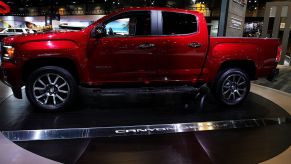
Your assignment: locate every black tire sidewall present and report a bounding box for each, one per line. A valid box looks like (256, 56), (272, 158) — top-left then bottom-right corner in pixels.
(214, 68), (250, 106)
(25, 66), (77, 111)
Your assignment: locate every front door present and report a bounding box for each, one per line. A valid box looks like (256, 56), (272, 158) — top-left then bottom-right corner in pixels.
(87, 11), (157, 84)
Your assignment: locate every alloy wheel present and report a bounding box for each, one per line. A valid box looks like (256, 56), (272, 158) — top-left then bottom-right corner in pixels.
(32, 73), (70, 106)
(221, 74), (247, 103)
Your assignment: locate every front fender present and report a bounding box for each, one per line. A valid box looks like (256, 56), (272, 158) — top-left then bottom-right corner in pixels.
(16, 40), (90, 84)
(18, 40), (80, 58)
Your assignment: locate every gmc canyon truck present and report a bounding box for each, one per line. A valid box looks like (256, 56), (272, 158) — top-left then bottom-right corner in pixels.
(0, 7), (281, 111)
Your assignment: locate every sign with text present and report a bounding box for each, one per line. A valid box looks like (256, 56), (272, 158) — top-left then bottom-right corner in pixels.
(225, 0), (247, 37)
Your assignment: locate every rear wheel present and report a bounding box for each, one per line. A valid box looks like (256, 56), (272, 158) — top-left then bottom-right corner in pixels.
(25, 66), (77, 111)
(213, 68), (250, 106)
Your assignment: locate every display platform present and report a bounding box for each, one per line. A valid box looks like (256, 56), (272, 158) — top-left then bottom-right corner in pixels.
(0, 85), (290, 164)
(0, 89), (289, 131)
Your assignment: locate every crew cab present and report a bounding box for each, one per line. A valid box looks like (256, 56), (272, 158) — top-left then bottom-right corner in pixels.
(0, 7), (281, 111)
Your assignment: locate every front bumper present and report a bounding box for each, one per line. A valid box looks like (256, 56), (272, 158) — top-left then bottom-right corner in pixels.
(0, 63), (23, 99)
(267, 68), (279, 81)
(0, 66), (10, 86)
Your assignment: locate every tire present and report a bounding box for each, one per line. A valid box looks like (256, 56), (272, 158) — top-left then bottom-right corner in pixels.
(25, 66), (77, 111)
(212, 68), (250, 106)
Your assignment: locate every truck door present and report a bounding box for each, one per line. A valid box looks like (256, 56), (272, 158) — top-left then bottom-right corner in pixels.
(87, 11), (158, 84)
(154, 11), (208, 83)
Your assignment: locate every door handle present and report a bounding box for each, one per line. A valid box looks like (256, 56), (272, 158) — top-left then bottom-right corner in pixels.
(188, 42), (201, 48)
(138, 43), (156, 49)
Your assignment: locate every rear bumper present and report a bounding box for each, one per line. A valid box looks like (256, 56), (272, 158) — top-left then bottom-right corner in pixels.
(266, 68), (279, 81)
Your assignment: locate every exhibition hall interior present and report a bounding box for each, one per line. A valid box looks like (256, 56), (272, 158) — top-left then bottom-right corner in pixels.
(0, 0), (291, 163)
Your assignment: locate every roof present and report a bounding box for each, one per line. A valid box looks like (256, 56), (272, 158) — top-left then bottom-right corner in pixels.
(113, 7), (201, 15)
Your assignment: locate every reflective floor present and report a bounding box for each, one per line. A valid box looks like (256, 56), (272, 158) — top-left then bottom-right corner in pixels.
(0, 82), (290, 164)
(14, 125), (291, 164)
(0, 88), (289, 130)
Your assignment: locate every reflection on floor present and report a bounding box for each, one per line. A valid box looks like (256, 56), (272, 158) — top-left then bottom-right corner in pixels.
(0, 82), (290, 164)
(251, 84), (291, 164)
(253, 65), (291, 94)
(0, 88), (289, 131)
(0, 82), (12, 103)
(0, 133), (60, 164)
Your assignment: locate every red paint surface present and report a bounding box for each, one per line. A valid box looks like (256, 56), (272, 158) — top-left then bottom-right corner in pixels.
(1, 7), (280, 91)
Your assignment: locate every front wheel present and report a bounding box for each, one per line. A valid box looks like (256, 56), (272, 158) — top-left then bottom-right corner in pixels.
(213, 68), (250, 106)
(25, 66), (77, 111)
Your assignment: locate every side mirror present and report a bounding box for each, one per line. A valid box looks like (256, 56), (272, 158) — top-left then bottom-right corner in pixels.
(94, 24), (106, 38)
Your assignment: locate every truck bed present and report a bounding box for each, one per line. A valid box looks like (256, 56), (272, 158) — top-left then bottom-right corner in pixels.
(200, 37), (280, 81)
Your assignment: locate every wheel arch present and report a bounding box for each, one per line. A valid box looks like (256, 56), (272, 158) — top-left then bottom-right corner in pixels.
(22, 57), (80, 85)
(218, 60), (256, 80)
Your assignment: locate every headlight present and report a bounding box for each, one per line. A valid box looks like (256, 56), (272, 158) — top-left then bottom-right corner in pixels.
(3, 45), (15, 60)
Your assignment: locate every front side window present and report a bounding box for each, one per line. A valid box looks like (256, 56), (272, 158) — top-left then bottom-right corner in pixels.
(105, 11), (151, 37)
(162, 12), (198, 35)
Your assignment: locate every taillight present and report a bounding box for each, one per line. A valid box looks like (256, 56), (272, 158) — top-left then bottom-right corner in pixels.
(276, 46), (282, 62)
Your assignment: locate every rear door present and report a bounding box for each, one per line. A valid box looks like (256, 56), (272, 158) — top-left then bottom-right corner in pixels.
(154, 11), (208, 82)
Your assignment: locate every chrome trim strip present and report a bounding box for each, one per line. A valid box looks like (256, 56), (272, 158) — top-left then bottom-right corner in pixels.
(1, 117), (290, 142)
(95, 66), (112, 69)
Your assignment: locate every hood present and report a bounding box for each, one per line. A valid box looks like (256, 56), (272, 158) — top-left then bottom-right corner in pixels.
(2, 30), (87, 46)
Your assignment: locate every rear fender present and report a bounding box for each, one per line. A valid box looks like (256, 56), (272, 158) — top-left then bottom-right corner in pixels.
(200, 43), (260, 82)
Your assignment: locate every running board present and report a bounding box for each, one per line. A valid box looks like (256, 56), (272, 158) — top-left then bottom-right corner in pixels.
(79, 84), (209, 111)
(80, 85), (199, 95)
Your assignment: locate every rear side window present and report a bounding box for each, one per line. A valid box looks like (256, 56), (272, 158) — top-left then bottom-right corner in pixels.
(162, 12), (197, 35)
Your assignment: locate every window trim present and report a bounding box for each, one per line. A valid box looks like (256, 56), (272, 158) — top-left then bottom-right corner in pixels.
(158, 10), (199, 36)
(151, 10), (160, 35)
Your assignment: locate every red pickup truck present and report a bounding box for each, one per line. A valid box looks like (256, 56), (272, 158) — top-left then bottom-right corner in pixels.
(0, 7), (281, 111)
